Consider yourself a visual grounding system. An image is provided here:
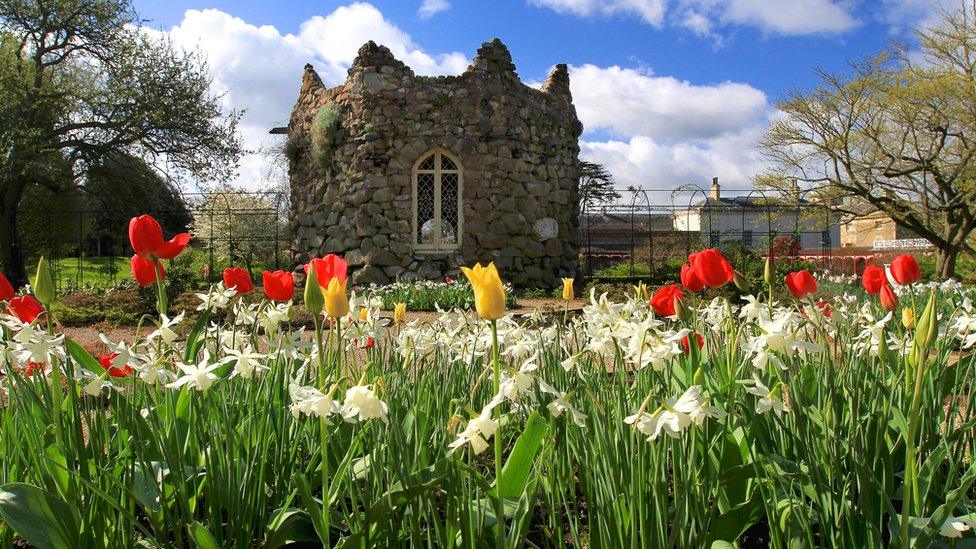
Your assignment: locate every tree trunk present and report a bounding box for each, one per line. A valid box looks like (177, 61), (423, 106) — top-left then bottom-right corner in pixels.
(0, 202), (26, 287)
(934, 245), (959, 280)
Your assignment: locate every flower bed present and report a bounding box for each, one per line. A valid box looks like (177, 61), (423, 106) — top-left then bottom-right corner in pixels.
(2, 219), (976, 546)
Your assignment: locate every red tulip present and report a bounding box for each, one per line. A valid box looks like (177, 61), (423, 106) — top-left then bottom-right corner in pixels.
(358, 336), (375, 349)
(680, 262), (705, 292)
(8, 295), (44, 324)
(222, 267), (253, 294)
(128, 214), (191, 260)
(23, 361), (45, 377)
(445, 275), (454, 284)
(784, 270), (818, 299)
(861, 265), (887, 295)
(0, 272), (14, 301)
(681, 333), (704, 355)
(689, 248), (734, 288)
(816, 298), (832, 318)
(889, 255), (920, 285)
(262, 270), (295, 302)
(131, 255), (165, 287)
(880, 283), (899, 311)
(304, 254), (348, 288)
(650, 284), (685, 317)
(98, 353), (133, 378)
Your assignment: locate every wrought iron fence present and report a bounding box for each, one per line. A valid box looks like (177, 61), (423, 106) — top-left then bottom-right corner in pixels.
(21, 190), (289, 293)
(580, 185), (844, 279)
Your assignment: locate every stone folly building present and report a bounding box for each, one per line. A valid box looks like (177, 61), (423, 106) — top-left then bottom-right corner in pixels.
(285, 38), (582, 288)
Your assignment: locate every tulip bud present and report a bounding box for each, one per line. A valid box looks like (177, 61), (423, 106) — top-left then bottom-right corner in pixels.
(673, 294), (691, 322)
(913, 288), (939, 350)
(692, 366), (704, 385)
(733, 270), (750, 293)
(562, 278), (574, 301)
(33, 256), (55, 307)
(359, 307), (368, 322)
(393, 302), (407, 325)
(303, 268), (324, 317)
(902, 307), (915, 330)
(879, 284), (898, 311)
(877, 328), (896, 365)
(763, 255), (774, 286)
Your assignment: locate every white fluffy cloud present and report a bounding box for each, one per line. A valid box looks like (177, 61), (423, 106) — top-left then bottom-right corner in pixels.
(160, 3), (468, 189)
(531, 0), (856, 36)
(418, 0), (451, 19)
(529, 0), (667, 26)
(569, 64), (768, 140)
(568, 63), (772, 192)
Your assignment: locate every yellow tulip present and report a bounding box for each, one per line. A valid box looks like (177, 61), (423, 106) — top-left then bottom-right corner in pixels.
(902, 307), (915, 330)
(633, 282), (649, 301)
(393, 302), (407, 325)
(323, 277), (350, 319)
(561, 278), (574, 301)
(460, 262), (506, 321)
(359, 307), (368, 322)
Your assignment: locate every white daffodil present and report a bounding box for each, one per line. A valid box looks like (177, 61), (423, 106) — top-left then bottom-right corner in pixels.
(278, 328), (311, 360)
(289, 383), (340, 419)
(625, 385), (724, 441)
(538, 379), (587, 427)
(340, 385), (389, 424)
(99, 334), (144, 372)
(222, 346), (268, 379)
(259, 301), (291, 335)
(12, 331), (65, 366)
(165, 351), (221, 391)
(147, 312), (185, 346)
(195, 283), (237, 311)
(448, 404), (499, 455)
(951, 297), (976, 350)
(132, 353), (175, 385)
(744, 375), (787, 416)
(233, 299), (259, 326)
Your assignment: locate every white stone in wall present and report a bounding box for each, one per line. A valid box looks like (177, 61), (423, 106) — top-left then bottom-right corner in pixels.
(533, 217), (559, 240)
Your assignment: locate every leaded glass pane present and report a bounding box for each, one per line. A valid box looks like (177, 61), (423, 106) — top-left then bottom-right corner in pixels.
(416, 172), (436, 245)
(441, 172), (459, 244)
(440, 155), (457, 171)
(418, 154), (435, 170)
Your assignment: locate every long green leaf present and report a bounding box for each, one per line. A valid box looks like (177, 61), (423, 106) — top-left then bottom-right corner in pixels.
(0, 483), (79, 549)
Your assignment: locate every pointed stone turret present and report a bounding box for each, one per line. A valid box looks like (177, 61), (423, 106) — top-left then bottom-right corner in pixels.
(345, 41), (413, 95)
(300, 63), (325, 96)
(541, 63), (572, 105)
(464, 38), (518, 80)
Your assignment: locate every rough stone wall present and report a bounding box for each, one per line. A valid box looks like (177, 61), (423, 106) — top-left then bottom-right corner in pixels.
(287, 38), (582, 288)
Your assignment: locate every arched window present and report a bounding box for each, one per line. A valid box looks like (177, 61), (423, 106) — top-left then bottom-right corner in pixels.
(413, 149), (462, 251)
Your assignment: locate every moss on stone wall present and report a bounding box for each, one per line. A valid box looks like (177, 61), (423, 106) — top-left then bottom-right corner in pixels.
(311, 102), (341, 171)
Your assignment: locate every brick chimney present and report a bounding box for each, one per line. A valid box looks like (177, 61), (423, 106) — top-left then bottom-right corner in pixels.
(710, 177), (720, 200)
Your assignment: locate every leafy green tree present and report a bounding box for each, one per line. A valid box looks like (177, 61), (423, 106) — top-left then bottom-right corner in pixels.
(0, 0), (241, 284)
(758, 2), (976, 279)
(579, 161), (620, 211)
(84, 152), (191, 256)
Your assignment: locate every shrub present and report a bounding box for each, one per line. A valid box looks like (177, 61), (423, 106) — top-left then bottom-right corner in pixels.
(311, 102), (341, 171)
(363, 279), (518, 311)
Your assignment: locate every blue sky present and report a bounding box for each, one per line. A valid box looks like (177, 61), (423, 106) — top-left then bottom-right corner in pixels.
(133, 0), (947, 192)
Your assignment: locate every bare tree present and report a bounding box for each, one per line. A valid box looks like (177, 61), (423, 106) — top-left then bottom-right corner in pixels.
(757, 1), (976, 278)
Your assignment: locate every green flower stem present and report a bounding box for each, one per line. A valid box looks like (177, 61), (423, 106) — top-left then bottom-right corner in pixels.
(491, 319), (504, 548)
(152, 259), (168, 317)
(312, 312), (331, 542)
